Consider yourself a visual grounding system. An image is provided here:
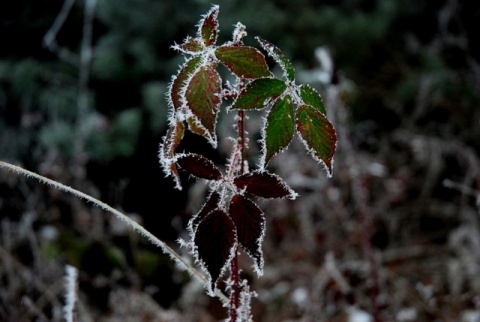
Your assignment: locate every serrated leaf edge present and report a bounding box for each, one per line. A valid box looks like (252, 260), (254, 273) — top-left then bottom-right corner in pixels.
(192, 210), (238, 296)
(295, 106), (337, 177)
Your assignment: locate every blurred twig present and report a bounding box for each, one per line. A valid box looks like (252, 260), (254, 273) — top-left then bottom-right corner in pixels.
(43, 0), (79, 65)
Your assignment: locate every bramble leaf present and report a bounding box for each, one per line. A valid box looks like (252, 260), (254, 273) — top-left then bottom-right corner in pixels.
(185, 64), (222, 145)
(299, 84), (327, 115)
(170, 56), (202, 111)
(215, 45), (271, 79)
(229, 194), (265, 275)
(189, 191), (221, 232)
(176, 153), (222, 180)
(194, 209), (237, 294)
(231, 78), (287, 110)
(160, 121), (185, 189)
(233, 170), (297, 199)
(263, 94), (295, 166)
(199, 5), (219, 47)
(173, 36), (204, 54)
(296, 104), (337, 177)
(186, 116), (211, 138)
(256, 37), (295, 82)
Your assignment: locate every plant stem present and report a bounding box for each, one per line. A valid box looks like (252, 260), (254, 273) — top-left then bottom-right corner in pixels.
(229, 251), (240, 321)
(228, 109), (248, 321)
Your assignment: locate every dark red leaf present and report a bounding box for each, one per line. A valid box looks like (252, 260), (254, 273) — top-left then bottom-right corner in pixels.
(194, 209), (237, 293)
(190, 191), (221, 232)
(233, 170), (297, 199)
(229, 195), (265, 274)
(176, 153), (222, 180)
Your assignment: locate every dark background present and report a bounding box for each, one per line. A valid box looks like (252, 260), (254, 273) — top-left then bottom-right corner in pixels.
(1, 0), (480, 321)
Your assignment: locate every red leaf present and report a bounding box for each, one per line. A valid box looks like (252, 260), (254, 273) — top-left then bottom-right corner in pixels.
(229, 195), (265, 274)
(199, 5), (219, 46)
(176, 153), (222, 180)
(190, 191), (221, 232)
(215, 45), (271, 79)
(185, 65), (222, 145)
(233, 170), (297, 199)
(296, 104), (337, 177)
(194, 209), (237, 293)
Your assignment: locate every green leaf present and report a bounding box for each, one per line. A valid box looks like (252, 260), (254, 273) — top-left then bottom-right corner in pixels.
(296, 105), (337, 177)
(299, 84), (327, 115)
(263, 94), (295, 166)
(215, 45), (271, 79)
(256, 37), (295, 82)
(170, 56), (202, 110)
(185, 65), (222, 146)
(199, 5), (219, 46)
(232, 78), (287, 110)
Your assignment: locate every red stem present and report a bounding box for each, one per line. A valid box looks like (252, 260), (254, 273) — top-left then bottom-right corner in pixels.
(228, 109), (247, 322)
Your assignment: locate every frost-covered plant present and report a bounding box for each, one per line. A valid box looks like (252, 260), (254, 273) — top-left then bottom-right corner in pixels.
(159, 5), (337, 320)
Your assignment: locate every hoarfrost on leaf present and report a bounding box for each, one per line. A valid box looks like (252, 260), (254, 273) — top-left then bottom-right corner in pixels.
(194, 209), (237, 295)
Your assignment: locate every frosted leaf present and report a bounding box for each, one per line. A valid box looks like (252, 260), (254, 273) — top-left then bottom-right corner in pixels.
(189, 190), (221, 233)
(172, 36), (204, 54)
(215, 45), (271, 79)
(261, 94), (295, 166)
(299, 84), (327, 115)
(159, 121), (185, 189)
(169, 56), (202, 111)
(194, 209), (237, 295)
(296, 104), (337, 177)
(231, 77), (287, 110)
(185, 65), (222, 146)
(256, 36), (295, 82)
(229, 194), (265, 275)
(198, 5), (219, 47)
(233, 170), (298, 199)
(176, 153), (222, 180)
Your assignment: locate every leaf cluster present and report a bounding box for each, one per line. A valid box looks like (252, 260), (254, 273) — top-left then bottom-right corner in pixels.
(158, 5), (336, 294)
